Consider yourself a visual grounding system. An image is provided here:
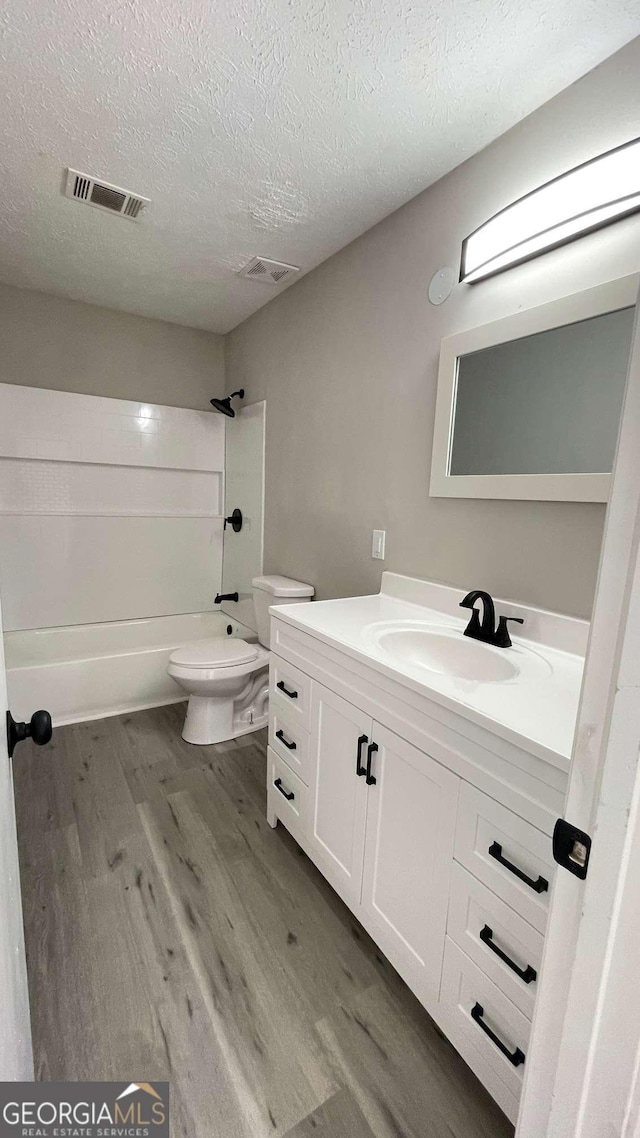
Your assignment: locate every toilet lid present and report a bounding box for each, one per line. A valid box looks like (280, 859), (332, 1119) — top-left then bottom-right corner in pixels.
(169, 638), (259, 669)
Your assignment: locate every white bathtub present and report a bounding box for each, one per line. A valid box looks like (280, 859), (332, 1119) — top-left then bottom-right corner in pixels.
(4, 611), (256, 726)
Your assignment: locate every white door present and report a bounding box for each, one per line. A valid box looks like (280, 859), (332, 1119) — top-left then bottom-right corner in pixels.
(307, 683), (370, 909)
(360, 723), (460, 1007)
(518, 285), (640, 1136)
(0, 591), (33, 1079)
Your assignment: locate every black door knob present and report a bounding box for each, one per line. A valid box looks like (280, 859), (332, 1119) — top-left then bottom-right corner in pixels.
(6, 709), (53, 758)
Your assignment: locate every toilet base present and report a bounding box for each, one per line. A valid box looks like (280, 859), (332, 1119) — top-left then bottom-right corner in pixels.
(182, 691), (269, 746)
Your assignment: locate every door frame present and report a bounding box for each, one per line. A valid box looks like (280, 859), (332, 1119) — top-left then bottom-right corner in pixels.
(0, 594), (34, 1080)
(517, 279), (640, 1135)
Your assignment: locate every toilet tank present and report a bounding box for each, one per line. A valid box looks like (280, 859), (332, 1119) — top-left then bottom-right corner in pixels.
(251, 575), (314, 648)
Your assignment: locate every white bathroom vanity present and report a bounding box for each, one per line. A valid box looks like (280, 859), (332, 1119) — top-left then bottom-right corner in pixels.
(266, 573), (586, 1123)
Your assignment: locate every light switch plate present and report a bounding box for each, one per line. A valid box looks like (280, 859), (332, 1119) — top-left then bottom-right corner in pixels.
(372, 529), (386, 560)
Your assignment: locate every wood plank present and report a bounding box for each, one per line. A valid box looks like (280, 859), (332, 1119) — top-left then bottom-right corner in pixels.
(283, 1088), (376, 1137)
(139, 790), (338, 1135)
(14, 708), (513, 1138)
(315, 983), (513, 1138)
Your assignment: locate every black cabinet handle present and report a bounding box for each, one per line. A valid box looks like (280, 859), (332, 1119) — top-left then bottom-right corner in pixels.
(275, 729), (296, 752)
(479, 925), (537, 984)
(470, 1002), (525, 1067)
(356, 734), (368, 777)
(365, 741), (378, 786)
(276, 680), (298, 700)
(488, 842), (548, 894)
(274, 778), (294, 801)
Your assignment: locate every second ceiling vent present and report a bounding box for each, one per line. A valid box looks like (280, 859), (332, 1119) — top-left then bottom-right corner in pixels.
(237, 256), (300, 285)
(64, 169), (150, 221)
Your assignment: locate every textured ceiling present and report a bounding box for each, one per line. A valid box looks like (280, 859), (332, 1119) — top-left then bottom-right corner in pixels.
(0, 1), (638, 334)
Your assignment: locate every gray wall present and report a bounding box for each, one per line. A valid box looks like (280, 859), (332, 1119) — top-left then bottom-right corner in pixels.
(226, 38), (640, 619)
(0, 283), (225, 410)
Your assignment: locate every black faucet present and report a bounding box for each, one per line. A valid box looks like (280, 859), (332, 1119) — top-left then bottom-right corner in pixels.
(459, 590), (524, 648)
(215, 592), (239, 604)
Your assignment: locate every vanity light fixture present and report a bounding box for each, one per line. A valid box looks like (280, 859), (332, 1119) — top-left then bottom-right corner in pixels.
(460, 135), (640, 283)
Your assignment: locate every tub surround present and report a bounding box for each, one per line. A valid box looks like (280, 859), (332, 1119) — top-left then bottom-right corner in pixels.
(0, 381), (232, 722)
(0, 383), (225, 632)
(5, 612), (256, 726)
(270, 572), (586, 768)
(266, 573), (583, 1121)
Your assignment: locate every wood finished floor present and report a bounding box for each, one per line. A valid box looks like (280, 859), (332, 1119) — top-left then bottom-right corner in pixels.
(14, 703), (514, 1138)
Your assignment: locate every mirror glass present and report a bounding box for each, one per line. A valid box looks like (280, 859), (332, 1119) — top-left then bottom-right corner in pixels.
(449, 307), (635, 477)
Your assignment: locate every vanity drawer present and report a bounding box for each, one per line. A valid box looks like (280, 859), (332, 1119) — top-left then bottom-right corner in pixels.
(267, 746), (308, 836)
(454, 783), (555, 933)
(448, 863), (543, 1019)
(268, 710), (310, 784)
(269, 656), (312, 731)
(440, 937), (529, 1124)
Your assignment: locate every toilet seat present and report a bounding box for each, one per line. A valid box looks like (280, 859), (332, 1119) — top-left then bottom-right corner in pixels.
(169, 638), (258, 669)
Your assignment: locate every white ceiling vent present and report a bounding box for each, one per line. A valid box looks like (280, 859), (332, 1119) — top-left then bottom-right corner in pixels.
(64, 169), (150, 221)
(237, 256), (300, 285)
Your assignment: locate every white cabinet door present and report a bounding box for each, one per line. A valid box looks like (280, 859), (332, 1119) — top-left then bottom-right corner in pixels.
(307, 683), (371, 909)
(360, 722), (460, 1008)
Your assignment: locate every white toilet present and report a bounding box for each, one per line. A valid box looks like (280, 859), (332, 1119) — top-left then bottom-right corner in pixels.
(167, 575), (314, 745)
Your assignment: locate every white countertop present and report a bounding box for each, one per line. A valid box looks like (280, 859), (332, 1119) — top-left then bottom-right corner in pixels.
(270, 573), (587, 769)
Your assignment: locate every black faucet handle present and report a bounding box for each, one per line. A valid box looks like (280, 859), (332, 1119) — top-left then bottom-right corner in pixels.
(494, 615), (524, 648)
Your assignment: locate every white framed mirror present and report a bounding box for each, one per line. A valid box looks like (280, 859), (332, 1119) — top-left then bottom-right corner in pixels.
(430, 275), (638, 502)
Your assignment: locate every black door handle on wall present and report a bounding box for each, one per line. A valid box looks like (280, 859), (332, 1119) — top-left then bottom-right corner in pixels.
(276, 681), (298, 700)
(6, 710), (53, 759)
(356, 734), (368, 777)
(274, 778), (294, 801)
(479, 925), (537, 984)
(224, 508), (243, 533)
(488, 842), (549, 894)
(275, 729), (296, 752)
(365, 741), (378, 786)
(470, 1002), (525, 1067)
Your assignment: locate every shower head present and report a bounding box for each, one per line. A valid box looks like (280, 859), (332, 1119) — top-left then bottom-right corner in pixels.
(210, 389), (245, 418)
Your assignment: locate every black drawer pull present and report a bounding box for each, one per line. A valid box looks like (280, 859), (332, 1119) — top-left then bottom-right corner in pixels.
(479, 925), (537, 984)
(277, 680), (298, 700)
(275, 729), (296, 752)
(488, 841), (548, 894)
(274, 778), (294, 801)
(356, 734), (368, 777)
(365, 741), (378, 786)
(471, 1002), (525, 1067)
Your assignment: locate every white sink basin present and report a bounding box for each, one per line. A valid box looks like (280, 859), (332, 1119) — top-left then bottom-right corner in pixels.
(367, 622), (552, 684)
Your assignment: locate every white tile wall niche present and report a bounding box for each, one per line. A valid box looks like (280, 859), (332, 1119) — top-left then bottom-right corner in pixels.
(0, 383), (226, 631)
(0, 459), (222, 516)
(0, 515), (224, 631)
(0, 383), (225, 471)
